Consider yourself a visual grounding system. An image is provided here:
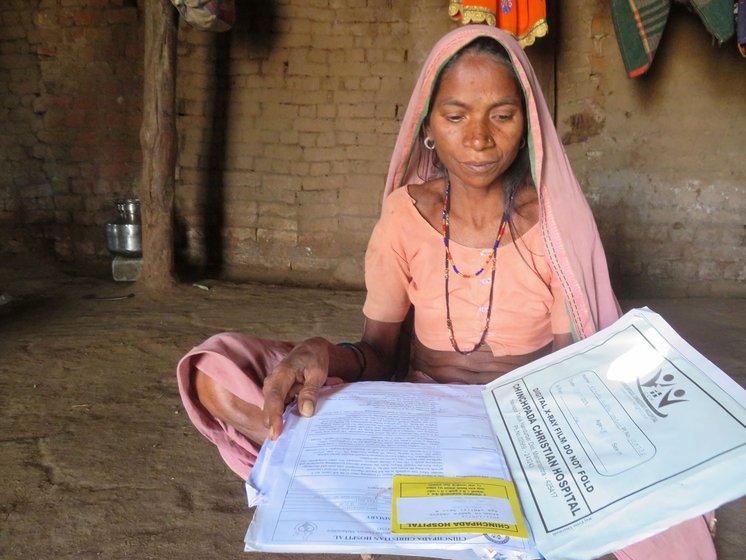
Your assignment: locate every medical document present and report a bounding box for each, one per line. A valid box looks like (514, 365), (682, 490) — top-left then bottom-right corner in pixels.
(484, 308), (746, 559)
(244, 308), (746, 560)
(245, 382), (538, 559)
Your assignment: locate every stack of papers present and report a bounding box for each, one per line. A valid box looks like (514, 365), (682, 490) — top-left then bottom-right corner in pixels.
(244, 308), (746, 560)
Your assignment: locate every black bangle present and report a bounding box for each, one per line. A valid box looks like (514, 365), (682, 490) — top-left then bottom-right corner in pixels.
(337, 342), (367, 382)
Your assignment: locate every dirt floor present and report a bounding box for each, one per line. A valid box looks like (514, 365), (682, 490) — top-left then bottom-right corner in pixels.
(1, 257), (744, 560)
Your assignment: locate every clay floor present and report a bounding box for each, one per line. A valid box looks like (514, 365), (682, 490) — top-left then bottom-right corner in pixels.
(1, 257), (744, 560)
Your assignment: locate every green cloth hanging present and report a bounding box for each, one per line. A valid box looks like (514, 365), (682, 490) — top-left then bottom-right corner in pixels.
(611, 0), (735, 78)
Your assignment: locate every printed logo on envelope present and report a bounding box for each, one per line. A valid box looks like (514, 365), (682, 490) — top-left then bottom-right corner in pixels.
(637, 367), (688, 417)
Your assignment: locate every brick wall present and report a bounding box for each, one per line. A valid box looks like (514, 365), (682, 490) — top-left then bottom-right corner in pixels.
(173, 0), (746, 295)
(556, 3), (746, 296)
(0, 1), (743, 296)
(0, 1), (43, 253)
(174, 0), (452, 286)
(0, 0), (142, 260)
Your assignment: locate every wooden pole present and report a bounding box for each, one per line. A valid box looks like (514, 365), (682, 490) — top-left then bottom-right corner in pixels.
(138, 0), (178, 290)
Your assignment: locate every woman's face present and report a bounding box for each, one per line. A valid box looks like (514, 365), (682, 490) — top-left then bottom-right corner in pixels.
(425, 51), (525, 192)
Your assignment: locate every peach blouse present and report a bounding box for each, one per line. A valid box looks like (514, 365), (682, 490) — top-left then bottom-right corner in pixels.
(363, 187), (571, 357)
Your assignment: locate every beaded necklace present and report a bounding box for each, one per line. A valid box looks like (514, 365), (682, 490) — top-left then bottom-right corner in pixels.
(442, 178), (511, 355)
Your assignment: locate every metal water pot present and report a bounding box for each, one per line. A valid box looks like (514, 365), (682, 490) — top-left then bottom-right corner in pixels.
(105, 198), (142, 257)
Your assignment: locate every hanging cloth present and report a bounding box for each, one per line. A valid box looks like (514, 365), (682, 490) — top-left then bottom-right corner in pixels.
(448, 0), (549, 47)
(611, 0), (735, 77)
(738, 0), (746, 56)
(171, 0), (236, 32)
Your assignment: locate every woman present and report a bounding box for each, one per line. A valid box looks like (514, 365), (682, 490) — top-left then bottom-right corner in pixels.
(177, 25), (715, 559)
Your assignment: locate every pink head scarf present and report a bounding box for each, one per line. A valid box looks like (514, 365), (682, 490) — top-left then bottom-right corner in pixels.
(384, 25), (620, 339)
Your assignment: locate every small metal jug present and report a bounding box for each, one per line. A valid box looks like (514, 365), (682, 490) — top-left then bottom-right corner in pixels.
(105, 198), (142, 258)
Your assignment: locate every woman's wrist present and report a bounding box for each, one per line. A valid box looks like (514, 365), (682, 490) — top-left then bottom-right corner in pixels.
(336, 342), (367, 382)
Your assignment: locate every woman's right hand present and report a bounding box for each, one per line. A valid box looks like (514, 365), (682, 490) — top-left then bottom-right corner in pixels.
(262, 336), (331, 440)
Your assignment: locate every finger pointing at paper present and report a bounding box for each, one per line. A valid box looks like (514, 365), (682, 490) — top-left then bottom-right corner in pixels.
(262, 337), (331, 440)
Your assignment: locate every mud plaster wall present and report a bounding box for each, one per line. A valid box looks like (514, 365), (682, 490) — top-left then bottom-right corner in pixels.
(0, 1), (743, 296)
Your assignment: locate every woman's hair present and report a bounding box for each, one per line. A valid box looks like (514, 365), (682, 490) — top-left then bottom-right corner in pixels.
(418, 36), (533, 214)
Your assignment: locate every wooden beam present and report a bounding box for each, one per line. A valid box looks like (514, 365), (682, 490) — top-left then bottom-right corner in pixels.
(138, 0), (178, 290)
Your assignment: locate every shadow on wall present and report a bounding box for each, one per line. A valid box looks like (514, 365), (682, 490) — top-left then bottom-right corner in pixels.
(176, 0), (279, 280)
(237, 0), (280, 50)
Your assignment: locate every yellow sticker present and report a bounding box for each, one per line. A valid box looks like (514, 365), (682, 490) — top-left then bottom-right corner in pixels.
(391, 475), (528, 539)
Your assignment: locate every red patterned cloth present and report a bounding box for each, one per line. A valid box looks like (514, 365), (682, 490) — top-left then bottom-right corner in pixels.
(449, 0), (548, 47)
